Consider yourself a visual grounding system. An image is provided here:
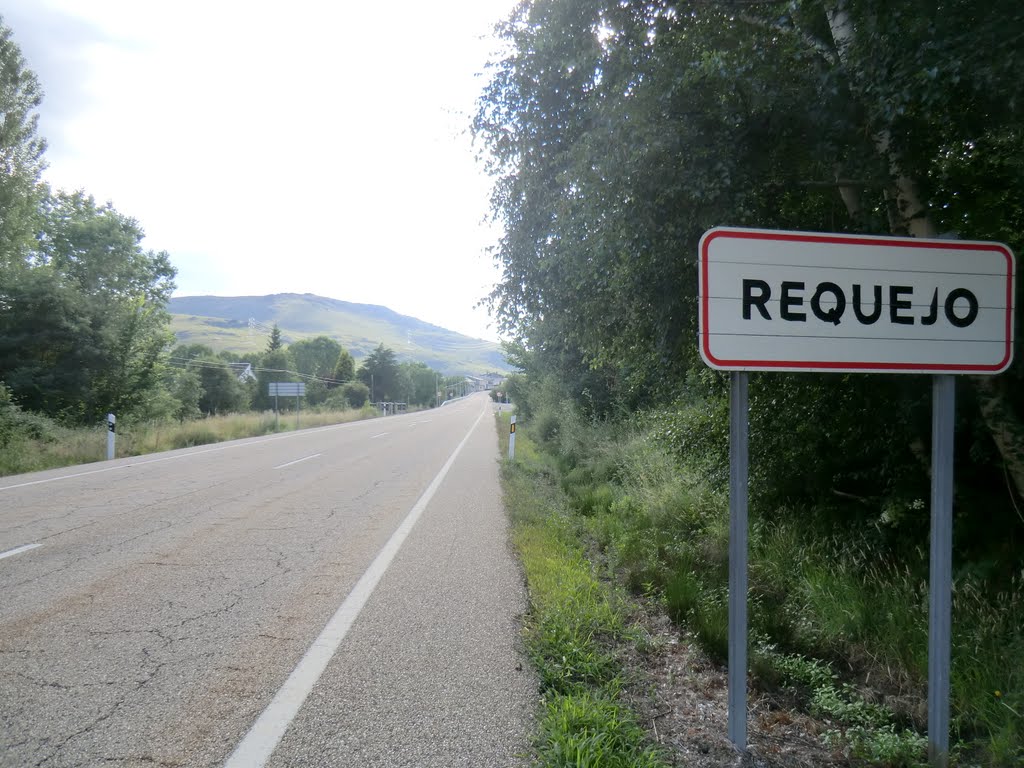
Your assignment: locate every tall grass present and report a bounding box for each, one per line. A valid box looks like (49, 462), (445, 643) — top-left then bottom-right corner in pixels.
(517, 398), (1024, 766)
(0, 406), (382, 477)
(497, 410), (670, 768)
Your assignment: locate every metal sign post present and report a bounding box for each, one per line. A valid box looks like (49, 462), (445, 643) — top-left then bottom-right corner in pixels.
(728, 373), (749, 748)
(698, 227), (1015, 763)
(929, 375), (955, 766)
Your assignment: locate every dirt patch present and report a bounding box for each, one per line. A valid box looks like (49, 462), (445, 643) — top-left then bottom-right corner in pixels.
(624, 609), (849, 767)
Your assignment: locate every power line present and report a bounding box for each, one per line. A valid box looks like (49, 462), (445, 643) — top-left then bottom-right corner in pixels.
(166, 357), (349, 386)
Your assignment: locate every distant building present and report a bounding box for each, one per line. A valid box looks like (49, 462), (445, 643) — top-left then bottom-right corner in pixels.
(228, 362), (257, 383)
(479, 373), (505, 390)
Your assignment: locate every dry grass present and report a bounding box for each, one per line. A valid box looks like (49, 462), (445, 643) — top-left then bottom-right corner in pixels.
(0, 406), (382, 477)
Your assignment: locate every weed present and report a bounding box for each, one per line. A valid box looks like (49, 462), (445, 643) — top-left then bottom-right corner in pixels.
(536, 691), (668, 768)
(499, 415), (669, 768)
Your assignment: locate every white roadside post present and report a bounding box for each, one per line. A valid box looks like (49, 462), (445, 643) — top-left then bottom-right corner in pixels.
(699, 227), (1015, 764)
(508, 415), (516, 460)
(106, 413), (116, 460)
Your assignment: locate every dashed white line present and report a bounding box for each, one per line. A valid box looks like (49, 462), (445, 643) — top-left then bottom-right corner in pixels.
(0, 543), (42, 561)
(370, 432), (389, 439)
(223, 405), (487, 768)
(273, 453), (322, 470)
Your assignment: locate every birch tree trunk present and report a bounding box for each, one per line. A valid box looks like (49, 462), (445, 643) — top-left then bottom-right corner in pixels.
(826, 0), (1024, 501)
(826, 2), (937, 238)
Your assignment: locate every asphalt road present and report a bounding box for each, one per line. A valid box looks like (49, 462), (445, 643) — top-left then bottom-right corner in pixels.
(0, 394), (535, 767)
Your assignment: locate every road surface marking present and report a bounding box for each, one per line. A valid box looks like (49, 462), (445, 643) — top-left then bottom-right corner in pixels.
(273, 453), (322, 470)
(370, 432), (389, 439)
(0, 419), (373, 493)
(0, 543), (42, 561)
(223, 405), (487, 768)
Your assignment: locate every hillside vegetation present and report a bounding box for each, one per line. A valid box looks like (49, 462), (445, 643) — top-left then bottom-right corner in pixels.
(169, 293), (507, 375)
(477, 1), (1023, 765)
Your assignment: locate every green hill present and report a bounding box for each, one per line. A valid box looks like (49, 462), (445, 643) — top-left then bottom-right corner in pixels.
(168, 294), (508, 375)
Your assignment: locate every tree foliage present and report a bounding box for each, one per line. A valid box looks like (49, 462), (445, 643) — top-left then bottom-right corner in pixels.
(332, 348), (356, 384)
(0, 16), (46, 273)
(1, 191), (176, 423)
(341, 381), (369, 408)
(397, 361), (443, 407)
(290, 336), (342, 379)
(475, 0), (1024, 555)
(0, 23), (179, 426)
(357, 344), (400, 401)
(266, 324), (283, 353)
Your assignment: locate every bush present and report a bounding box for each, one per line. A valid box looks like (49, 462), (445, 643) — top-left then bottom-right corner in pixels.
(0, 382), (58, 446)
(319, 388), (350, 411)
(341, 381), (369, 408)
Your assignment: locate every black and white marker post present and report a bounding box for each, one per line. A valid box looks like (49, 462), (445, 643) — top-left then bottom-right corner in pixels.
(698, 228), (1015, 767)
(106, 413), (116, 460)
(508, 414), (516, 460)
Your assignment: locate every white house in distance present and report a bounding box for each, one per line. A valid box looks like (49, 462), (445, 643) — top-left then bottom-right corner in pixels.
(461, 373), (506, 391)
(228, 362), (257, 383)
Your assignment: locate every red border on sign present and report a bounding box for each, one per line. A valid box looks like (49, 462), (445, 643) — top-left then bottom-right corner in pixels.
(699, 228), (1016, 373)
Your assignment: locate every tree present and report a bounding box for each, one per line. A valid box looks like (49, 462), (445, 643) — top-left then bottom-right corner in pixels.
(357, 344), (399, 401)
(341, 381), (370, 408)
(1, 191), (177, 422)
(197, 363), (247, 415)
(138, 366), (202, 422)
(332, 348), (355, 384)
(399, 361), (442, 407)
(474, 0), (1024, 542)
(0, 17), (46, 275)
(266, 324), (283, 352)
(290, 336), (342, 379)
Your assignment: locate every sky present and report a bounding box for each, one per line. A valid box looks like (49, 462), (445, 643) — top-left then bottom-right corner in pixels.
(4, 0), (517, 342)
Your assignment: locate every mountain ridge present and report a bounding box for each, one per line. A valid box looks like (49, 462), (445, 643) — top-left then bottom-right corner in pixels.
(168, 293), (508, 375)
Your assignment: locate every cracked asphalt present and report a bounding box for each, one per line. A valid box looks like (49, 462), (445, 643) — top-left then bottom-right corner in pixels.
(0, 395), (535, 767)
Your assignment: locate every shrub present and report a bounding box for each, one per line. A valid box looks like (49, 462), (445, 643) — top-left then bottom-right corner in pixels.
(0, 382), (58, 446)
(341, 381), (369, 408)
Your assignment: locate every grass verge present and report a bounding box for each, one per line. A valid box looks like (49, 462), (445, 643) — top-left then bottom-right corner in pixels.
(521, 397), (1023, 767)
(497, 410), (670, 768)
(0, 405), (382, 477)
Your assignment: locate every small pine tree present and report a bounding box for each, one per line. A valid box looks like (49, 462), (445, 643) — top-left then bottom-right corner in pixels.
(266, 323), (283, 352)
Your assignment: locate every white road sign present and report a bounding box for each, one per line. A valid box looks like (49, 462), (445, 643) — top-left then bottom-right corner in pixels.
(269, 382), (306, 396)
(699, 228), (1016, 373)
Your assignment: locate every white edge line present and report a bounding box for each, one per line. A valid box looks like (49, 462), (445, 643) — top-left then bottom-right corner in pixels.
(273, 453), (322, 470)
(223, 405), (487, 768)
(0, 542), (42, 561)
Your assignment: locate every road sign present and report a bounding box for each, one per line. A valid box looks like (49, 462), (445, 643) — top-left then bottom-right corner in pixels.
(701, 227), (1018, 765)
(268, 382), (306, 397)
(699, 228), (1015, 373)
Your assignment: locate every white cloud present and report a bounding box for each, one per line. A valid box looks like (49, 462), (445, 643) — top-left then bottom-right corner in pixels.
(5, 0), (515, 342)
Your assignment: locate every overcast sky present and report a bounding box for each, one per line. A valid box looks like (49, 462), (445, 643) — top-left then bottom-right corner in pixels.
(4, 0), (516, 342)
